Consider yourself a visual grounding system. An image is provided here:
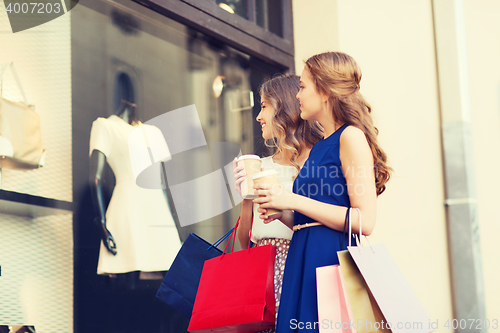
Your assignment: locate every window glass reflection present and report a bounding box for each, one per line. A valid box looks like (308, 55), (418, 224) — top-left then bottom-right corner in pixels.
(73, 0), (282, 330)
(75, 2), (273, 237)
(216, 0), (248, 19)
(216, 0), (284, 38)
(256, 0), (283, 37)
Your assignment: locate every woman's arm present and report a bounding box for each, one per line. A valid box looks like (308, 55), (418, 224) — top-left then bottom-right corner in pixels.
(253, 126), (377, 235)
(233, 158), (255, 248)
(237, 199), (254, 248)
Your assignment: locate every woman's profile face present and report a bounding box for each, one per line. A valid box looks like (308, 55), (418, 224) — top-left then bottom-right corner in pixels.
(297, 67), (324, 121)
(256, 97), (276, 140)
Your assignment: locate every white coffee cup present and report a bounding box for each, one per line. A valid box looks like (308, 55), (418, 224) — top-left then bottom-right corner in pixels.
(237, 155), (262, 199)
(252, 169), (283, 219)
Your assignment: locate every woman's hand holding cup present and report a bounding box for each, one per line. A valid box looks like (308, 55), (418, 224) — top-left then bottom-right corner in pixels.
(233, 158), (247, 198)
(252, 170), (286, 222)
(234, 155), (262, 199)
(256, 205), (281, 224)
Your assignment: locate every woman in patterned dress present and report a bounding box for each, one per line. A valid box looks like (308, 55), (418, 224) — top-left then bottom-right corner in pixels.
(253, 52), (392, 332)
(233, 74), (323, 332)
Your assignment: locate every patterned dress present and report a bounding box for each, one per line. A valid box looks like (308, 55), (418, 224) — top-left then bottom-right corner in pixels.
(253, 157), (296, 333)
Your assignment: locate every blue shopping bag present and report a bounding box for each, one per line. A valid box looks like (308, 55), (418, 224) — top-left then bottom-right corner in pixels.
(156, 229), (233, 318)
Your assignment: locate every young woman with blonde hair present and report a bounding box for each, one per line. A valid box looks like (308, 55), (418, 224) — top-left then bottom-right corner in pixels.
(253, 52), (391, 332)
(233, 74), (323, 332)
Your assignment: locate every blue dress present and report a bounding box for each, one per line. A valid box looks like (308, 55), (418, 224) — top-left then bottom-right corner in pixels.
(276, 124), (354, 332)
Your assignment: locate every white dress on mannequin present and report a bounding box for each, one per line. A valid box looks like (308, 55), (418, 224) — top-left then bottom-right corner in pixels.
(89, 114), (182, 275)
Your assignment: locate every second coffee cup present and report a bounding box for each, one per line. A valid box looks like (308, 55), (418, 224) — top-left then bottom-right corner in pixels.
(237, 154), (262, 199)
(252, 169), (283, 219)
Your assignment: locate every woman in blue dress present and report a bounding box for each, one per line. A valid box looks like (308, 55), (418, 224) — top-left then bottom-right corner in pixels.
(253, 52), (392, 332)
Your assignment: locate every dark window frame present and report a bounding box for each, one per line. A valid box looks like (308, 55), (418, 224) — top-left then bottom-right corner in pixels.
(132, 0), (295, 70)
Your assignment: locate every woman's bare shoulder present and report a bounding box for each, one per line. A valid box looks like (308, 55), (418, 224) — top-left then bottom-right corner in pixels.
(340, 125), (367, 146)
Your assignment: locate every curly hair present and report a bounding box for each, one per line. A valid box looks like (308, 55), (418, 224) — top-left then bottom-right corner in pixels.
(305, 52), (392, 195)
(259, 74), (323, 178)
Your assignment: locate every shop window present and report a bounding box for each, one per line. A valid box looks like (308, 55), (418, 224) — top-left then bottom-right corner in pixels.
(72, 1), (282, 330)
(255, 0), (283, 37)
(136, 0), (294, 69)
(215, 0), (284, 38)
(215, 0), (247, 20)
(113, 72), (135, 112)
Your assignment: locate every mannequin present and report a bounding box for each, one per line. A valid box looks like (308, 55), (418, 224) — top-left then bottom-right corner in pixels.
(89, 100), (137, 255)
(89, 100), (181, 276)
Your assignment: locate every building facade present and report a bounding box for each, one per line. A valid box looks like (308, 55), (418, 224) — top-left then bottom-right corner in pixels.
(1, 0), (499, 332)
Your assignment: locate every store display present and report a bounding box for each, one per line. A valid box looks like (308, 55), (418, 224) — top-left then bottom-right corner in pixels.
(89, 103), (182, 275)
(0, 63), (44, 168)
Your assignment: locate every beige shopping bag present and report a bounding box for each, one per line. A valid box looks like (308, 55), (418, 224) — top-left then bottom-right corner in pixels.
(338, 250), (390, 333)
(339, 208), (431, 333)
(348, 244), (431, 333)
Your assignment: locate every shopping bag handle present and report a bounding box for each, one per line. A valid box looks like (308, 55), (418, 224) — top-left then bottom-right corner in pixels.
(222, 216), (240, 255)
(206, 227), (235, 251)
(218, 213), (252, 255)
(247, 217), (253, 250)
(341, 208), (350, 249)
(347, 207), (361, 247)
(347, 207), (375, 253)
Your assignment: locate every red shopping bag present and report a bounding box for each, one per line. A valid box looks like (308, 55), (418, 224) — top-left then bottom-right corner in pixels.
(316, 265), (356, 333)
(188, 220), (276, 332)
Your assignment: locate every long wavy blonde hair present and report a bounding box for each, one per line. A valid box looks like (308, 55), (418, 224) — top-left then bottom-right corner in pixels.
(260, 74), (323, 177)
(305, 52), (392, 195)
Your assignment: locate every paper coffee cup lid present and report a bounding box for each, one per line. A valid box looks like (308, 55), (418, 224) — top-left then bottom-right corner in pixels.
(237, 154), (261, 161)
(252, 169), (278, 180)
